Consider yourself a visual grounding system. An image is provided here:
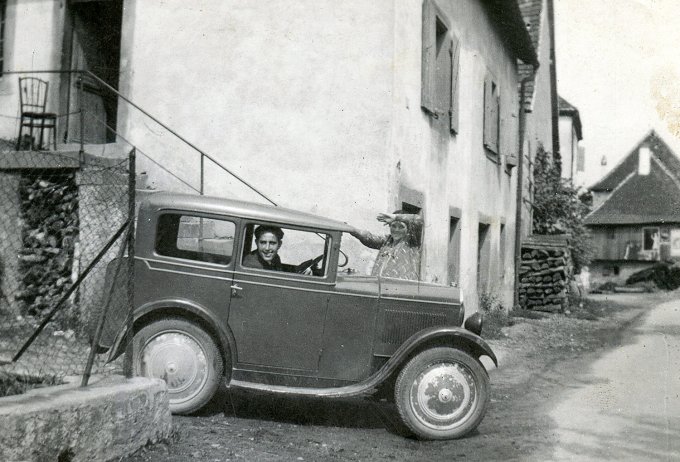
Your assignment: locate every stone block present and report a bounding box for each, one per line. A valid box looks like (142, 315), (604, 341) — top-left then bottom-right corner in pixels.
(0, 376), (172, 462)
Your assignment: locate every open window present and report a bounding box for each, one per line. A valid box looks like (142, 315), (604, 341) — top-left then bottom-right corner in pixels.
(483, 73), (500, 155)
(155, 214), (236, 265)
(241, 223), (332, 278)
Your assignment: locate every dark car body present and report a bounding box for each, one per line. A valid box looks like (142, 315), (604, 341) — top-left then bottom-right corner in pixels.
(101, 192), (496, 439)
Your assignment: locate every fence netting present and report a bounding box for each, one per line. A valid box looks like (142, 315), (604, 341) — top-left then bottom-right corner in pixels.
(0, 140), (134, 391)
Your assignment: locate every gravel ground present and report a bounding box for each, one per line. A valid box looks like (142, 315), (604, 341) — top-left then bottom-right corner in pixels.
(122, 292), (673, 462)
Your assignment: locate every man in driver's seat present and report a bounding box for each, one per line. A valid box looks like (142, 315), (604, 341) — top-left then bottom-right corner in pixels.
(243, 225), (285, 271)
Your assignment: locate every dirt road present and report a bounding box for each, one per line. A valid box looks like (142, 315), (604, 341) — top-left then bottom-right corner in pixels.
(548, 297), (680, 461)
(124, 293), (670, 462)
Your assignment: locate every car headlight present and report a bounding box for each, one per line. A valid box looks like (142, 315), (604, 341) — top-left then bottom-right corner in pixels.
(464, 312), (483, 336)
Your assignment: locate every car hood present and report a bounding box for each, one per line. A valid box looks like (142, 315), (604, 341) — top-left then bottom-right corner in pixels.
(378, 277), (462, 306)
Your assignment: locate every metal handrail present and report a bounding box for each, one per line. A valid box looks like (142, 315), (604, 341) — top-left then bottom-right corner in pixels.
(4, 69), (277, 205)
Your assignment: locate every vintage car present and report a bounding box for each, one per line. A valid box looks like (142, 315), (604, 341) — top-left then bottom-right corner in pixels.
(100, 192), (497, 440)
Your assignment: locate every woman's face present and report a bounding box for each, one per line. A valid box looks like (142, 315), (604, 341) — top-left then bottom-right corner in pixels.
(389, 220), (408, 242)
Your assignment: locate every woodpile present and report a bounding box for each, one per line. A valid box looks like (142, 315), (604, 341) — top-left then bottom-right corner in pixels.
(14, 173), (78, 317)
(518, 238), (573, 313)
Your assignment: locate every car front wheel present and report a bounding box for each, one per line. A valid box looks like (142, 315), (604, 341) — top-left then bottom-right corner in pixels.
(394, 347), (489, 440)
(132, 318), (224, 414)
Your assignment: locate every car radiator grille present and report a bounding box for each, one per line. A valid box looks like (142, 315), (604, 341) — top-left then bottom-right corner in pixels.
(381, 310), (447, 345)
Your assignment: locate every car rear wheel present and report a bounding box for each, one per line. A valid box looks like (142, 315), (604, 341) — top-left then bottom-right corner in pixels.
(132, 318), (224, 414)
(394, 347), (489, 440)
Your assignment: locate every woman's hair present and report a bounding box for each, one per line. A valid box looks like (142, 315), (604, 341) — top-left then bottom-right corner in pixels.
(389, 209), (422, 247)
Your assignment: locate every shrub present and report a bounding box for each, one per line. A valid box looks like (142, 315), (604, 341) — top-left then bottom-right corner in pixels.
(532, 145), (593, 273)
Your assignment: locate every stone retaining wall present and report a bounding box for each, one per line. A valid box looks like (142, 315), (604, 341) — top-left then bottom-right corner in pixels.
(0, 376), (172, 462)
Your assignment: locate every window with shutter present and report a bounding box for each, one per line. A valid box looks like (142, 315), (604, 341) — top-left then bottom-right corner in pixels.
(421, 0), (455, 134)
(483, 74), (500, 155)
(449, 33), (461, 134)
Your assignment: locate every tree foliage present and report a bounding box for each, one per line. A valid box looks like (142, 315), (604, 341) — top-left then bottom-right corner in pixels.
(532, 145), (593, 273)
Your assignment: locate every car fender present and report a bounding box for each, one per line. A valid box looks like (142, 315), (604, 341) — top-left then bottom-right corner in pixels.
(373, 326), (498, 383)
(106, 298), (237, 367)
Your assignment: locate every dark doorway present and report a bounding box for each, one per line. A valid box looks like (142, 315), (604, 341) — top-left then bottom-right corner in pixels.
(60, 0), (123, 144)
(477, 223), (490, 292)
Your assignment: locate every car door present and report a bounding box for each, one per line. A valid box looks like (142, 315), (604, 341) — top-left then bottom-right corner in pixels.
(228, 224), (333, 373)
(133, 212), (238, 334)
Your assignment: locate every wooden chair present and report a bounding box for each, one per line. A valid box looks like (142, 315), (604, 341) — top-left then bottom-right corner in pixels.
(16, 77), (57, 150)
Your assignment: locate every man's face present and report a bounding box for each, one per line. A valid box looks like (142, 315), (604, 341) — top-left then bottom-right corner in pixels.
(256, 232), (281, 263)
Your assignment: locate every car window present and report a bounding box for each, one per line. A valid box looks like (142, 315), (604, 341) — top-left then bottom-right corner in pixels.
(155, 214), (235, 265)
(241, 223), (331, 277)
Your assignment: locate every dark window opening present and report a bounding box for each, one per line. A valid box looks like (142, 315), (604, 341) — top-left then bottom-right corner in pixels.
(448, 216), (461, 285)
(156, 214), (235, 265)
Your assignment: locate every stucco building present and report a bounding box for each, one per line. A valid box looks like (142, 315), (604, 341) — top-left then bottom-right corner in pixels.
(558, 96), (584, 186)
(516, 0), (558, 237)
(0, 0), (539, 311)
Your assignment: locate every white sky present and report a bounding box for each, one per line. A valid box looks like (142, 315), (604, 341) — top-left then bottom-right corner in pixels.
(555, 0), (680, 186)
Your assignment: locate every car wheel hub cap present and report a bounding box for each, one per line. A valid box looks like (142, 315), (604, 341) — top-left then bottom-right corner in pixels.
(410, 362), (477, 430)
(141, 331), (209, 405)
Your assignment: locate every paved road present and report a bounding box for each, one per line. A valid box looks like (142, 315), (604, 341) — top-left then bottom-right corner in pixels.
(548, 298), (680, 461)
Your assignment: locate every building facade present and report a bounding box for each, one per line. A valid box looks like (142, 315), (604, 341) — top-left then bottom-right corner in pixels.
(586, 131), (680, 286)
(0, 0), (538, 311)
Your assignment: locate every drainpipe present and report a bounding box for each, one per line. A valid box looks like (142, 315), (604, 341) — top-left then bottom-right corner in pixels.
(514, 72), (537, 309)
(547, 0), (561, 170)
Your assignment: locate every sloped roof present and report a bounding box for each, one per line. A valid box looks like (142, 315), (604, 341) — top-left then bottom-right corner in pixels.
(590, 131), (680, 191)
(585, 131), (680, 225)
(517, 0), (544, 106)
(559, 96), (582, 140)
(483, 0), (539, 67)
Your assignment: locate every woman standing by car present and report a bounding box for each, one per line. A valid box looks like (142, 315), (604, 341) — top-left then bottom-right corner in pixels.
(350, 210), (423, 280)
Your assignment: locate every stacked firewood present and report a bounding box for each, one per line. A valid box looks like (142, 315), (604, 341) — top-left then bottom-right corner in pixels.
(518, 241), (572, 313)
(14, 174), (78, 317)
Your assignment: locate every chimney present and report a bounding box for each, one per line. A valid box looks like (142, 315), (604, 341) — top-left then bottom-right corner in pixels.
(638, 146), (651, 175)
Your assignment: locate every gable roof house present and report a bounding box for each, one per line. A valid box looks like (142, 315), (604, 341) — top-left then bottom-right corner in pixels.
(0, 0), (540, 311)
(585, 131), (680, 285)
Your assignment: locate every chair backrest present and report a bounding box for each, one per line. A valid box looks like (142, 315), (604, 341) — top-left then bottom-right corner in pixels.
(18, 77), (49, 113)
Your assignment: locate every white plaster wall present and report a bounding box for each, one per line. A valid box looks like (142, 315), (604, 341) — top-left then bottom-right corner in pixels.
(391, 0), (520, 311)
(119, 0), (394, 271)
(117, 0), (523, 311)
(0, 0), (65, 140)
(559, 116), (576, 181)
(520, 0), (552, 239)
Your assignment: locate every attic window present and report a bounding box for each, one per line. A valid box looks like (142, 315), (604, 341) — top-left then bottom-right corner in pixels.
(421, 0), (461, 134)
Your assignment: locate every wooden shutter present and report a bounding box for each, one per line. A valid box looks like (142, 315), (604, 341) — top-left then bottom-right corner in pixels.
(483, 76), (492, 151)
(421, 0), (436, 115)
(449, 34), (461, 134)
(493, 93), (500, 154)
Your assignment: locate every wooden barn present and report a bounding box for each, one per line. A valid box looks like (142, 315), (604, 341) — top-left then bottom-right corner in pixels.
(585, 131), (680, 286)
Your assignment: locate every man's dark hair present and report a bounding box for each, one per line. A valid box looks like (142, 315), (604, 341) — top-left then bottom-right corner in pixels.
(254, 225), (284, 241)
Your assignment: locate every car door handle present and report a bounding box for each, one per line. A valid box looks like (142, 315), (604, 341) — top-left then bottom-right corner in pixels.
(230, 284), (243, 297)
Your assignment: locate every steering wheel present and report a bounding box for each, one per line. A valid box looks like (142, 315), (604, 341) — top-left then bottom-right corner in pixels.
(296, 254), (325, 275)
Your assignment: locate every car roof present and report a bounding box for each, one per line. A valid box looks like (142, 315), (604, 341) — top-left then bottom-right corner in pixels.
(142, 191), (355, 233)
